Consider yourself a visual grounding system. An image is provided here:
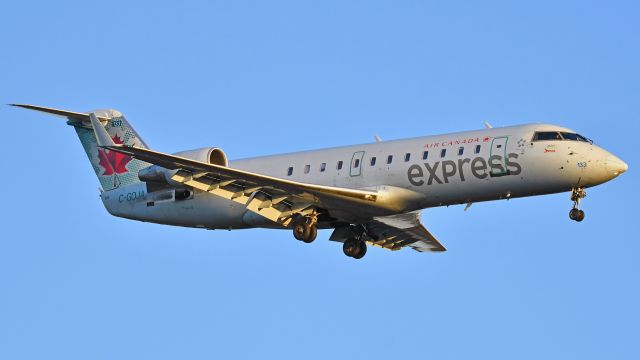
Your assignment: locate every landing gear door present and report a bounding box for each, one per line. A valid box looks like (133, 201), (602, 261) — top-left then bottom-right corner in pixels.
(350, 151), (365, 177)
(489, 136), (509, 177)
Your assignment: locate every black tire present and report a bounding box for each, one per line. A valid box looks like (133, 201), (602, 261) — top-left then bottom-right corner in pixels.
(343, 238), (358, 257)
(352, 241), (367, 259)
(569, 208), (579, 221)
(303, 225), (318, 244)
(576, 210), (585, 222)
(293, 221), (310, 241)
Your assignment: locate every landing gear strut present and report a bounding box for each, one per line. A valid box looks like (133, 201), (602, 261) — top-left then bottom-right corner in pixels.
(569, 187), (586, 222)
(292, 214), (318, 243)
(343, 237), (367, 259)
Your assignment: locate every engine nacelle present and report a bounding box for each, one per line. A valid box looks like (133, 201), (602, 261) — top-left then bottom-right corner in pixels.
(172, 147), (228, 167)
(138, 147), (228, 186)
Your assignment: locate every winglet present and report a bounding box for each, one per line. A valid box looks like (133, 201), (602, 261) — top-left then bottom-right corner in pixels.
(89, 113), (115, 147)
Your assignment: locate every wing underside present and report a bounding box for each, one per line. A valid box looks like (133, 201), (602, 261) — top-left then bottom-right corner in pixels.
(329, 211), (446, 252)
(364, 211), (446, 252)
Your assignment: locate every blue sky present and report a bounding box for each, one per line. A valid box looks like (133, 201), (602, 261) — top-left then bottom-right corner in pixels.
(1, 1), (638, 359)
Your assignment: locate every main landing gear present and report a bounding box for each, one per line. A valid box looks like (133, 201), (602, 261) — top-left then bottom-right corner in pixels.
(343, 237), (367, 259)
(569, 187), (586, 222)
(291, 216), (368, 259)
(292, 214), (318, 243)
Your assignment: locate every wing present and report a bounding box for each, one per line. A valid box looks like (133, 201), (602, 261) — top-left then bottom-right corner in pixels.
(363, 211), (446, 252)
(102, 143), (389, 226)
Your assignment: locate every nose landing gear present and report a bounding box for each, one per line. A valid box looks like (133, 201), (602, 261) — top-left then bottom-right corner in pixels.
(569, 187), (586, 222)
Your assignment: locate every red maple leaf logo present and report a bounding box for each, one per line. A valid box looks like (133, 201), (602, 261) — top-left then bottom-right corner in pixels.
(98, 134), (132, 175)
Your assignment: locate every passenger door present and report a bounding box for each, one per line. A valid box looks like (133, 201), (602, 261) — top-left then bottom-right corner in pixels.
(350, 151), (365, 177)
(489, 136), (509, 177)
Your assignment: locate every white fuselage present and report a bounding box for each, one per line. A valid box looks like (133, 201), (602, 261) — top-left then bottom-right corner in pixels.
(100, 123), (626, 230)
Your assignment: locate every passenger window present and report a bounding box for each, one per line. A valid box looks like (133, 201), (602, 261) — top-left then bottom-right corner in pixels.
(304, 164), (310, 174)
(422, 151), (429, 160)
(320, 163), (326, 172)
(370, 157), (376, 166)
(458, 147), (464, 156)
(354, 159), (360, 168)
(287, 167), (293, 176)
(533, 131), (562, 141)
(440, 149), (446, 158)
(475, 145), (481, 154)
(404, 153), (411, 162)
(337, 161), (343, 170)
(387, 155), (393, 164)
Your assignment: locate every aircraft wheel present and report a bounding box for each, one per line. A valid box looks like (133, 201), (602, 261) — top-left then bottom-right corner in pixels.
(293, 221), (311, 241)
(343, 238), (357, 257)
(343, 238), (366, 259)
(352, 241), (367, 259)
(569, 208), (579, 221)
(303, 225), (318, 243)
(576, 210), (585, 222)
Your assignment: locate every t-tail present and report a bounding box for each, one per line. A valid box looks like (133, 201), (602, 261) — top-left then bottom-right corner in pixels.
(10, 104), (149, 191)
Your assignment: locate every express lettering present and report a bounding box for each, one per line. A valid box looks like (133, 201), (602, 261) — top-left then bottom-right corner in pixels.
(407, 153), (522, 186)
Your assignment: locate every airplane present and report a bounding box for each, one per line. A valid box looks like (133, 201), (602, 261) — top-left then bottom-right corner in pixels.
(12, 104), (628, 259)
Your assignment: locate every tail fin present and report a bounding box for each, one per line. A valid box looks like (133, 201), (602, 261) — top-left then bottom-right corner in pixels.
(11, 104), (149, 191)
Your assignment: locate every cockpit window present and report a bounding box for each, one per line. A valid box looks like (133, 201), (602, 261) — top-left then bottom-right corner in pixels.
(561, 132), (592, 143)
(533, 131), (593, 143)
(579, 134), (592, 143)
(533, 131), (563, 141)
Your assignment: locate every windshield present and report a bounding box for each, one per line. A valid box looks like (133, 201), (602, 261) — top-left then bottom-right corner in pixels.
(560, 132), (592, 143)
(533, 131), (563, 141)
(532, 131), (593, 144)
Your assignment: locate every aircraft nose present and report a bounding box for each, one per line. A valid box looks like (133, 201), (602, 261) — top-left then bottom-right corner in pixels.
(606, 155), (628, 176)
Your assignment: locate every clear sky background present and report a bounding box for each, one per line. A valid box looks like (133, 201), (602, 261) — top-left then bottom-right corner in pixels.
(0, 1), (638, 359)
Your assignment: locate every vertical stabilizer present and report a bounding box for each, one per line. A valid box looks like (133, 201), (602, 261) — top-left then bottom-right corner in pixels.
(71, 109), (149, 191)
(10, 104), (149, 191)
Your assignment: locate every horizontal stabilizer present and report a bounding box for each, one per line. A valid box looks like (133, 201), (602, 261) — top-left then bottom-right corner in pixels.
(9, 104), (110, 122)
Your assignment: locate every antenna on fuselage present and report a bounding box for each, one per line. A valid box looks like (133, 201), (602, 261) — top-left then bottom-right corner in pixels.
(374, 135), (382, 142)
(483, 122), (493, 129)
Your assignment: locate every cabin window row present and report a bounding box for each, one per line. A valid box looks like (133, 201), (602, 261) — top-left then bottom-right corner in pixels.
(286, 145), (482, 176)
(421, 145), (482, 160)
